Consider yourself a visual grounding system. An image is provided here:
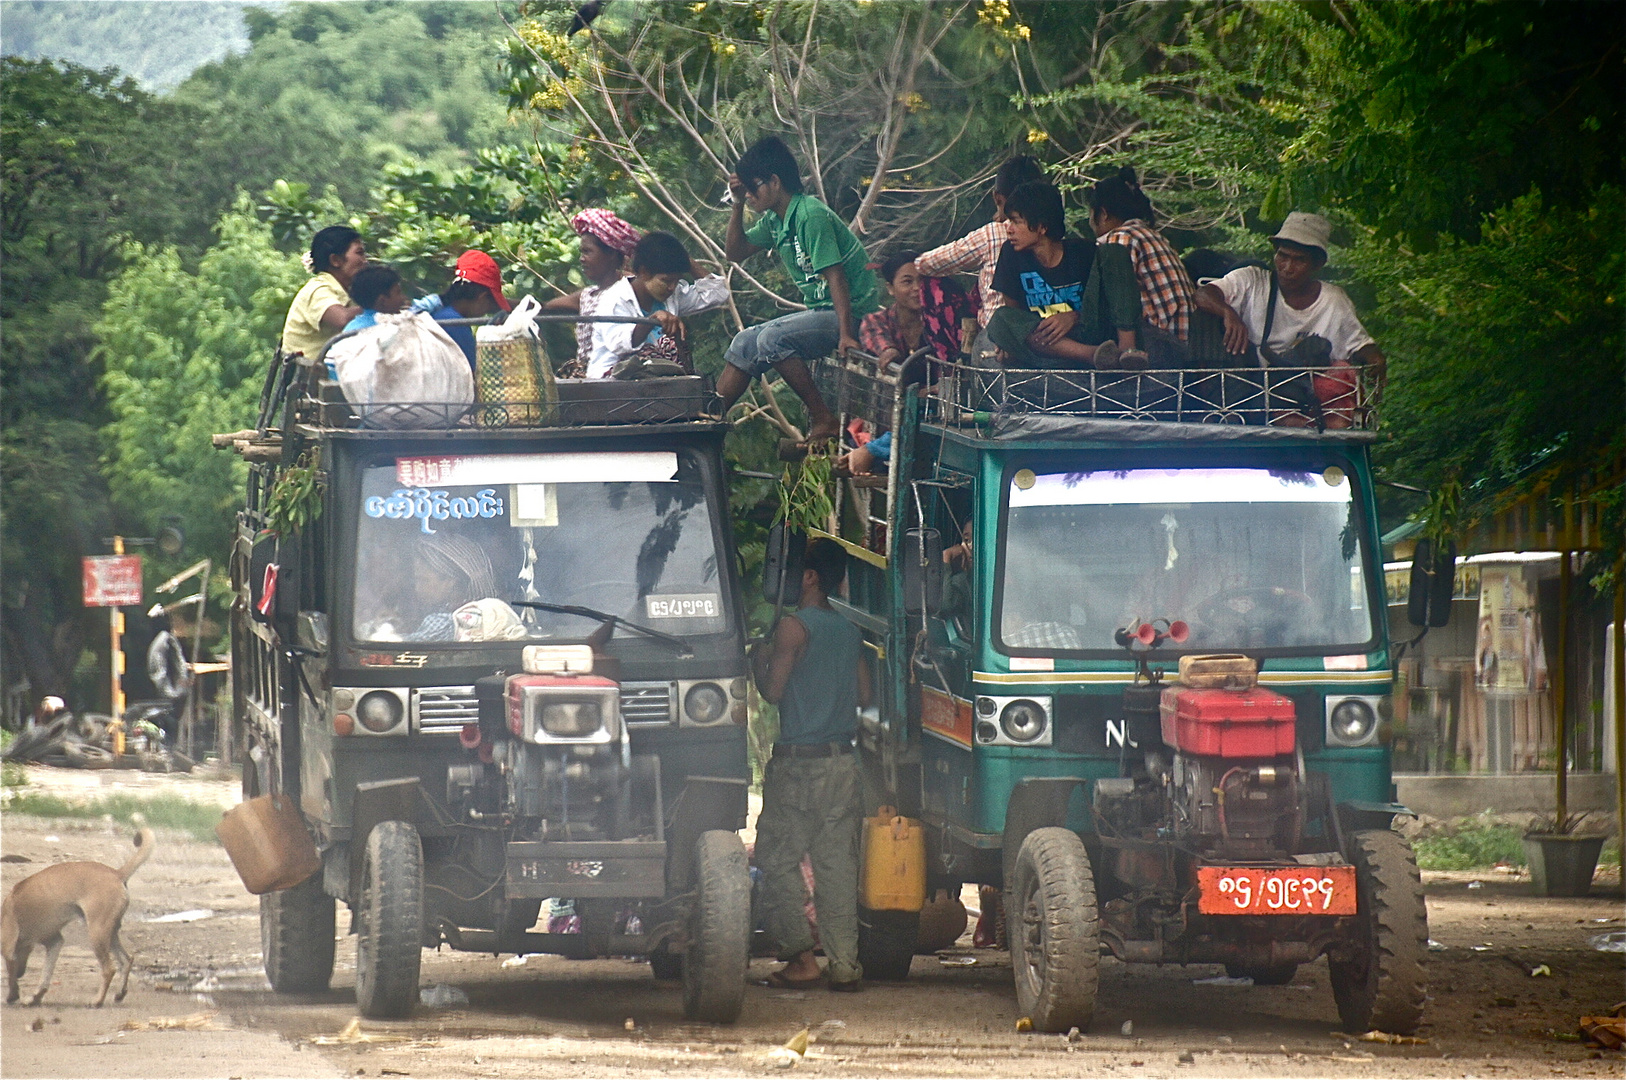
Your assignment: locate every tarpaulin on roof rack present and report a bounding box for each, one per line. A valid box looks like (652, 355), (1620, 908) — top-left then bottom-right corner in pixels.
(985, 414), (1379, 444)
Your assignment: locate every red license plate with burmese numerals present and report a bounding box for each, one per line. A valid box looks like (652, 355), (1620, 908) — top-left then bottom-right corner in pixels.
(1196, 865), (1358, 916)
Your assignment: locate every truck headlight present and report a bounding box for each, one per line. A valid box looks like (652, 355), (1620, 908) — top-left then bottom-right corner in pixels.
(1001, 699), (1048, 743)
(539, 700), (603, 738)
(355, 690), (406, 735)
(513, 676), (621, 745)
(1325, 696), (1382, 747)
(683, 682), (728, 724)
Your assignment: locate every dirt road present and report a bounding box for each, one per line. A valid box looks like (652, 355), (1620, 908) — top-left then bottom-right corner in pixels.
(2, 772), (1621, 1079)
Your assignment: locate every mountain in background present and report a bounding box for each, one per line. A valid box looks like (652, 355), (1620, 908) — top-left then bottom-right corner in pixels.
(0, 1), (283, 91)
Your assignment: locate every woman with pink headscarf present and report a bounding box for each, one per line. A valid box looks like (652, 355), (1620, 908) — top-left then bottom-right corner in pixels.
(545, 209), (643, 364)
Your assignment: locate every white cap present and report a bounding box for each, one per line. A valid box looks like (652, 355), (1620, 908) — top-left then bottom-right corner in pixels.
(1270, 211), (1332, 256)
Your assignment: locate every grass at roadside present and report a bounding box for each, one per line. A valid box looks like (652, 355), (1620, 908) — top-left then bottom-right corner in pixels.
(2, 791), (222, 843)
(1414, 822), (1527, 870)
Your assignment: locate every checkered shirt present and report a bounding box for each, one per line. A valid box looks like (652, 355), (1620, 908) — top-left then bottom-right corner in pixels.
(915, 221), (1006, 328)
(1098, 219), (1195, 341)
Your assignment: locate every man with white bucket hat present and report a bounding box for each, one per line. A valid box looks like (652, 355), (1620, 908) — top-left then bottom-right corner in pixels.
(1195, 211), (1386, 379)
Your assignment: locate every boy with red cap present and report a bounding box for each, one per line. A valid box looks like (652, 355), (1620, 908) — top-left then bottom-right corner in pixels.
(418, 250), (511, 367)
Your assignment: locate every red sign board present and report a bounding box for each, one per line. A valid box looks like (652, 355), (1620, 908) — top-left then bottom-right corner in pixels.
(82, 555), (143, 608)
(1196, 865), (1358, 916)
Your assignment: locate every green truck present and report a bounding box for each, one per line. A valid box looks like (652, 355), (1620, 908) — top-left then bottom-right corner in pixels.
(815, 357), (1429, 1034)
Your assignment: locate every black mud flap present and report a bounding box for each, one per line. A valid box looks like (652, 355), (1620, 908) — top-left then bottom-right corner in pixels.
(664, 776), (749, 896)
(348, 777), (422, 900)
(1001, 776), (1086, 891)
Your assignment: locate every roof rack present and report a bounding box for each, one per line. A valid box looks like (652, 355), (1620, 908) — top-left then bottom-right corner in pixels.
(813, 356), (1377, 434)
(284, 313), (719, 432)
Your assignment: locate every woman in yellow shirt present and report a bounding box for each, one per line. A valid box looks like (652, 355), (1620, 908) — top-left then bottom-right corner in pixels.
(280, 226), (366, 358)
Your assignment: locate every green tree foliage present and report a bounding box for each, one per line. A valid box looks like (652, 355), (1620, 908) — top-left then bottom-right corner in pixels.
(178, 0), (524, 197)
(1, 58), (199, 704)
(1, 1), (264, 91)
(97, 205), (305, 564)
(1349, 189), (1624, 497)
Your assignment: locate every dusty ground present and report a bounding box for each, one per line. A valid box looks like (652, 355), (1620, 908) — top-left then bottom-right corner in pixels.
(2, 765), (1622, 1079)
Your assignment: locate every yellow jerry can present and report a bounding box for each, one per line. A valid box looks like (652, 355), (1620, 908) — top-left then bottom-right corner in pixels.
(861, 805), (926, 912)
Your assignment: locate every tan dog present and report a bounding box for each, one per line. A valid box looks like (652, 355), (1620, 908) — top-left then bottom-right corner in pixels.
(3, 826), (154, 1006)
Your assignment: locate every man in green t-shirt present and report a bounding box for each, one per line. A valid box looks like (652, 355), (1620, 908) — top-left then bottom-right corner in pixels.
(722, 137), (881, 445)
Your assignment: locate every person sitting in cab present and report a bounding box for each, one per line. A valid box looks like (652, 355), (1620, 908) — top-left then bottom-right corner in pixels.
(1088, 167), (1196, 367)
(914, 154), (1044, 365)
(587, 231), (728, 379)
(545, 209), (642, 369)
(985, 181), (1144, 370)
(720, 136), (881, 445)
(281, 225), (365, 360)
(343, 263), (409, 332)
(1194, 211), (1386, 379)
(422, 250), (512, 369)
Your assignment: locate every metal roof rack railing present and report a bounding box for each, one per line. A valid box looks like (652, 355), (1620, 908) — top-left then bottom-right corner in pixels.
(930, 360), (1378, 432)
(285, 313), (719, 432)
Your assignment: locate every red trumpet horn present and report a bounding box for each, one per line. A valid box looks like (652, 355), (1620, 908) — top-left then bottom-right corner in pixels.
(1168, 620), (1190, 643)
(1134, 622), (1158, 644)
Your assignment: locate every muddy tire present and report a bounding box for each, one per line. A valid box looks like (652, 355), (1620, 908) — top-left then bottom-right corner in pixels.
(1329, 829), (1428, 1034)
(1009, 827), (1099, 1033)
(681, 830), (750, 1022)
(355, 821), (423, 1019)
(858, 908), (919, 981)
(261, 871), (335, 993)
(1226, 963), (1299, 985)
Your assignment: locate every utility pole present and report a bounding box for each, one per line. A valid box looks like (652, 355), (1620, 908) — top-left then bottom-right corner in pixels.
(110, 536), (127, 755)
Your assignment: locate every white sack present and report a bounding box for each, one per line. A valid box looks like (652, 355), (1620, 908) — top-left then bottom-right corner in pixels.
(332, 312), (474, 429)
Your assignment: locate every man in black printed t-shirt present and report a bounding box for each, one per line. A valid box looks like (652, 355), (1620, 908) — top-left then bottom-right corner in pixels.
(986, 181), (1144, 369)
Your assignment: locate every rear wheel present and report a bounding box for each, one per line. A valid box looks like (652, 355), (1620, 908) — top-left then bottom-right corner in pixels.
(354, 821), (424, 1019)
(1009, 828), (1099, 1033)
(681, 830), (750, 1022)
(1329, 830), (1428, 1034)
(858, 908), (919, 980)
(261, 871), (336, 993)
(1226, 962), (1299, 985)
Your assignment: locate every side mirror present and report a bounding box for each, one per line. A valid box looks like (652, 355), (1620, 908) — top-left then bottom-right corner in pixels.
(763, 523), (805, 607)
(1407, 538), (1456, 628)
(903, 528), (943, 616)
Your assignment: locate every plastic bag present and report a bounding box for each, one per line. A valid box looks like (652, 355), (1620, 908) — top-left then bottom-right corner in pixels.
(331, 312), (474, 429)
(475, 293), (543, 343)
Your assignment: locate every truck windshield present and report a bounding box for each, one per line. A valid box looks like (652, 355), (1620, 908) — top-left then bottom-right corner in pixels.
(351, 449), (728, 643)
(998, 466), (1375, 654)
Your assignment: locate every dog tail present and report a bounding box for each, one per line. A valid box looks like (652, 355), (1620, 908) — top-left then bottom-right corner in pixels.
(118, 826), (156, 882)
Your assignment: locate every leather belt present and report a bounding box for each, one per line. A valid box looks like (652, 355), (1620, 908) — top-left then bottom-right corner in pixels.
(772, 740), (854, 759)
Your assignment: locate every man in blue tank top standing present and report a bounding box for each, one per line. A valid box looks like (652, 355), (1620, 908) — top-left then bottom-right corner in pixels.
(751, 538), (871, 991)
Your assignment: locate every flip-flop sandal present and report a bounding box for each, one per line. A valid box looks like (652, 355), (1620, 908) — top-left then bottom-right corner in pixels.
(763, 969), (824, 990)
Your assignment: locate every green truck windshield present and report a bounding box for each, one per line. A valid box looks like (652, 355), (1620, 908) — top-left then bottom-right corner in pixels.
(998, 466), (1375, 654)
(351, 449), (728, 643)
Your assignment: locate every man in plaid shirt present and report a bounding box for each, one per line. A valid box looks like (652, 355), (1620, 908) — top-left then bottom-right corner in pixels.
(1089, 168), (1195, 362)
(915, 156), (1044, 360)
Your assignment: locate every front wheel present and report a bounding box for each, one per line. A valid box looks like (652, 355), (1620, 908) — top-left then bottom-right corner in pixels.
(1009, 828), (1099, 1033)
(354, 821), (424, 1019)
(1329, 829), (1428, 1034)
(261, 871), (335, 993)
(681, 830), (750, 1022)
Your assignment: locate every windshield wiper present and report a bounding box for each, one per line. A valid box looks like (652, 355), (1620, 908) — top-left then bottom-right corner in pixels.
(510, 600), (695, 658)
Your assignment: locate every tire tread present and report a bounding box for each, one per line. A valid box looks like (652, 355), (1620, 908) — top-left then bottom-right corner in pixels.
(1010, 827), (1099, 1033)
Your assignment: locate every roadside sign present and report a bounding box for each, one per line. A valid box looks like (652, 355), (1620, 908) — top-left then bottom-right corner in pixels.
(83, 555), (143, 607)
